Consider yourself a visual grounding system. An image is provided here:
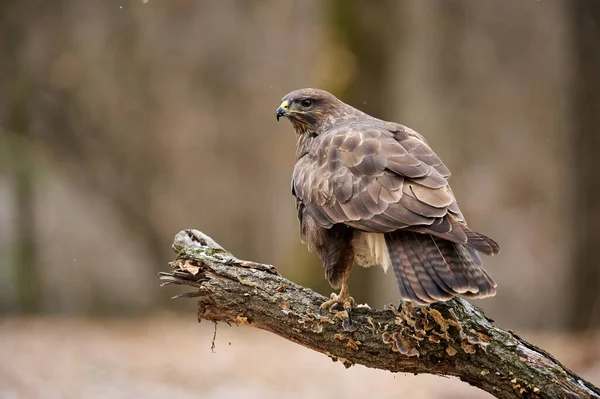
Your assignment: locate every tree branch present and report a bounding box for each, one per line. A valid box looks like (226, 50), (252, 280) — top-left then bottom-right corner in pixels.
(160, 229), (600, 399)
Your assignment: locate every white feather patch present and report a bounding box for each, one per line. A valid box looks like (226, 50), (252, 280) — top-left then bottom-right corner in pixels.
(364, 233), (392, 273)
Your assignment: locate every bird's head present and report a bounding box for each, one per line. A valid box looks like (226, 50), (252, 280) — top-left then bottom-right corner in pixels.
(276, 88), (346, 135)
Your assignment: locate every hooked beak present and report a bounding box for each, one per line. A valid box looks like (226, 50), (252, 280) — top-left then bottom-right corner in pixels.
(276, 100), (289, 121)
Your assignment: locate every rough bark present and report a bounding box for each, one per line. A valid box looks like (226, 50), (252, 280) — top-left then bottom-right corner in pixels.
(160, 229), (600, 399)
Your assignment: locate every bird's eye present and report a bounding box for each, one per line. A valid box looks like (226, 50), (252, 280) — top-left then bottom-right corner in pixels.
(300, 99), (313, 108)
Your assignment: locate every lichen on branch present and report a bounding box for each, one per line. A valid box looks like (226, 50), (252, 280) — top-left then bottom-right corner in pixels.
(160, 229), (600, 399)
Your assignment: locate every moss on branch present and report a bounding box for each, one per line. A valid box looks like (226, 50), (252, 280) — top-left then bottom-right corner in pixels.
(160, 229), (600, 399)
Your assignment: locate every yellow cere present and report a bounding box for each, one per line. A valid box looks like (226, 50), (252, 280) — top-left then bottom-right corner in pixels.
(280, 99), (304, 115)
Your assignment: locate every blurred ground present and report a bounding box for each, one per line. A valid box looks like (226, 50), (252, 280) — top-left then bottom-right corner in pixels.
(1, 317), (599, 399)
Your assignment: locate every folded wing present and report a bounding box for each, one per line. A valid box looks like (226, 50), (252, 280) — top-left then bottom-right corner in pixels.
(292, 123), (499, 255)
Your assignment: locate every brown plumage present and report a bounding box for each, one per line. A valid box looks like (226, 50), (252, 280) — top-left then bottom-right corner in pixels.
(276, 88), (499, 322)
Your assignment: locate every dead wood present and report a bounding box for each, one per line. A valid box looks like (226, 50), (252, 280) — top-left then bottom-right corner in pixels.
(160, 229), (600, 399)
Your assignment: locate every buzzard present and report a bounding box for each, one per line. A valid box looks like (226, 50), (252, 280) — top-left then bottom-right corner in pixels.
(276, 88), (499, 328)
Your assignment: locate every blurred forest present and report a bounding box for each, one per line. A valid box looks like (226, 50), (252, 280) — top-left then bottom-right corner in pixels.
(1, 0), (600, 334)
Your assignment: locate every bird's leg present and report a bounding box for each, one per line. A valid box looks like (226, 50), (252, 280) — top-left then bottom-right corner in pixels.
(321, 267), (355, 330)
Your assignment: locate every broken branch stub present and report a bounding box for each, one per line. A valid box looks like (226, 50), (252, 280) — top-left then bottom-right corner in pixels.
(160, 229), (600, 399)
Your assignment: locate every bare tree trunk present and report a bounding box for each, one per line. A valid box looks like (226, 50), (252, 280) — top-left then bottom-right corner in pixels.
(160, 230), (600, 399)
(1, 1), (40, 313)
(11, 131), (39, 314)
(568, 0), (600, 331)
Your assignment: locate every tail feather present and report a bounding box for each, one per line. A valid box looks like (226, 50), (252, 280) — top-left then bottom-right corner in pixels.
(456, 245), (497, 297)
(432, 235), (472, 293)
(464, 229), (500, 256)
(413, 214), (500, 256)
(400, 238), (440, 302)
(405, 233), (454, 301)
(385, 231), (497, 305)
(387, 239), (421, 302)
(421, 234), (465, 294)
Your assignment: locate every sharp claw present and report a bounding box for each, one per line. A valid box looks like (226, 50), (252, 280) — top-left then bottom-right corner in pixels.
(321, 293), (356, 330)
(344, 306), (353, 329)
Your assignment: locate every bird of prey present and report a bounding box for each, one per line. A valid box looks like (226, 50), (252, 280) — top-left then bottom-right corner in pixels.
(276, 88), (499, 328)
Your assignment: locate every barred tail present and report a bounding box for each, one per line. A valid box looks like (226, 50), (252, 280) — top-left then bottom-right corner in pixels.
(385, 231), (497, 305)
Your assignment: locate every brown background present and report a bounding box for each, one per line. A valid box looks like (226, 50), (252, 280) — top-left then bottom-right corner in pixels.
(1, 1), (599, 397)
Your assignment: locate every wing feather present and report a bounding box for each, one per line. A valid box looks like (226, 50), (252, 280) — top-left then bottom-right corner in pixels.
(292, 123), (497, 251)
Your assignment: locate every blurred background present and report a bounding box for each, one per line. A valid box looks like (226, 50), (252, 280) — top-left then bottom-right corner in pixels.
(1, 0), (599, 398)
